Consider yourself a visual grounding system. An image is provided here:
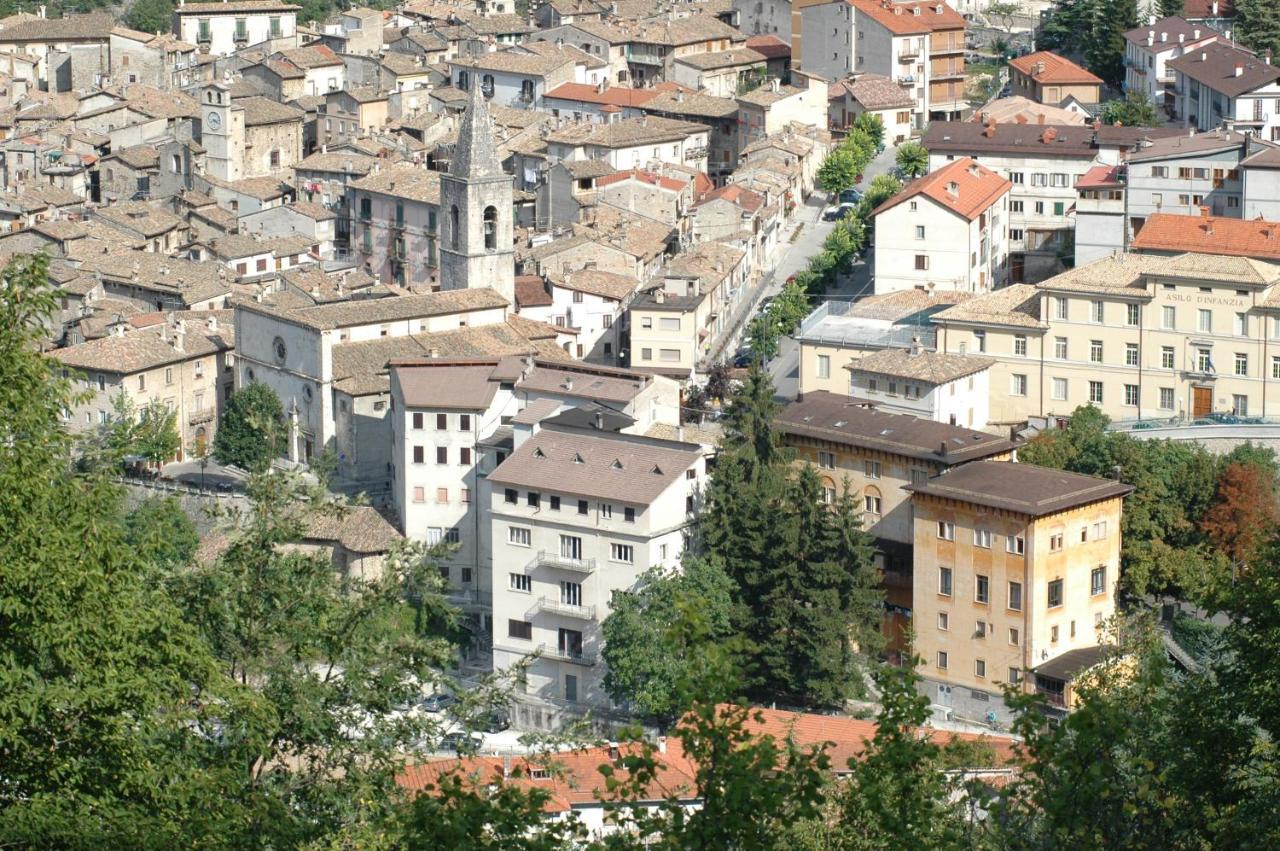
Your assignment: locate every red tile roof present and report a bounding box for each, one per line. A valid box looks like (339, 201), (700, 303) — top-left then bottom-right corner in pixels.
(693, 182), (766, 213)
(1130, 212), (1280, 261)
(544, 82), (661, 107)
(853, 0), (966, 36)
(1009, 51), (1104, 86)
(745, 34), (791, 59)
(596, 168), (686, 192)
(1076, 164), (1124, 189)
(873, 157), (1012, 222)
(514, 274), (552, 308)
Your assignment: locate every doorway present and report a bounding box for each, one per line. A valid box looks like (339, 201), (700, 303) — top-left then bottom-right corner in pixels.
(1193, 386), (1212, 418)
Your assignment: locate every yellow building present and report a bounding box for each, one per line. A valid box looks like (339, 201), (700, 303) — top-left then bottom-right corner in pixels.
(908, 460), (1131, 723)
(932, 252), (1280, 425)
(775, 391), (1016, 649)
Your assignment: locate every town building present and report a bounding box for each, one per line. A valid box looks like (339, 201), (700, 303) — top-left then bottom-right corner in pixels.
(1124, 129), (1254, 229)
(930, 251), (1280, 424)
(1074, 164), (1127, 266)
(172, 0), (300, 58)
(1129, 210), (1280, 262)
(908, 460), (1131, 722)
(774, 390), (1016, 645)
(1241, 145), (1280, 220)
(870, 157), (1011, 294)
(1168, 41), (1280, 139)
(487, 422), (703, 707)
(827, 74), (915, 144)
(1007, 51), (1102, 110)
(1123, 16), (1222, 116)
(845, 343), (994, 427)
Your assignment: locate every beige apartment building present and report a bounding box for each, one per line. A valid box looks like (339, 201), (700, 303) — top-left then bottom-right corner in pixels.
(909, 460), (1131, 722)
(932, 251), (1280, 425)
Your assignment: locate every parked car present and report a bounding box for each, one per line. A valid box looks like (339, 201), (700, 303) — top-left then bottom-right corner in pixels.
(482, 709), (511, 733)
(421, 692), (458, 713)
(821, 204), (844, 221)
(838, 188), (863, 204)
(757, 296), (775, 314)
(439, 730), (484, 755)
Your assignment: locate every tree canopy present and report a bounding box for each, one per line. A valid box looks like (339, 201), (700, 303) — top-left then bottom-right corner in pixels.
(895, 141), (929, 179)
(213, 381), (286, 472)
(1099, 91), (1159, 126)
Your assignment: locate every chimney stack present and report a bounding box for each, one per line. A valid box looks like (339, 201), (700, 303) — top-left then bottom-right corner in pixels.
(1235, 62), (1244, 77)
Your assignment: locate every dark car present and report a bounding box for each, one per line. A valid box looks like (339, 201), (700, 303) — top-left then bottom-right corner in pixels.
(482, 709), (511, 733)
(421, 692), (458, 713)
(439, 730), (483, 755)
(838, 188), (863, 204)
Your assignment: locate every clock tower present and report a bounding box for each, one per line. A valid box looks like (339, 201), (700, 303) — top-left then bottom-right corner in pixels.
(201, 82), (244, 182)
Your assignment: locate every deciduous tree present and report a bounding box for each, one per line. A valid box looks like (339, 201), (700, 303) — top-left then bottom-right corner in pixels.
(1099, 91), (1159, 126)
(895, 141), (929, 179)
(213, 380), (286, 472)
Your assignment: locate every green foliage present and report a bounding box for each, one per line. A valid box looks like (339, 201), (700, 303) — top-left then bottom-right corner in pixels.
(853, 112), (885, 148)
(601, 557), (740, 723)
(213, 380), (286, 472)
(817, 146), (861, 194)
(125, 0), (175, 34)
(94, 393), (181, 467)
(986, 0), (1021, 31)
(1099, 90), (1159, 126)
(699, 367), (883, 707)
(1159, 0), (1184, 17)
(1085, 0), (1138, 89)
(124, 496), (199, 571)
(895, 141), (929, 180)
(1238, 0), (1280, 61)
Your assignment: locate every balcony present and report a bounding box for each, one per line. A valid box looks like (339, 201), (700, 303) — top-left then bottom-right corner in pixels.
(447, 588), (492, 610)
(626, 49), (664, 66)
(535, 596), (597, 620)
(932, 68), (966, 81)
(188, 408), (215, 426)
(540, 643), (598, 666)
(897, 75), (916, 86)
(898, 47), (920, 61)
(527, 550), (598, 574)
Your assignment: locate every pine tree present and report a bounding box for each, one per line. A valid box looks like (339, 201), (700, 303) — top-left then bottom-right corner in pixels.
(1238, 0), (1280, 61)
(1086, 0), (1138, 89)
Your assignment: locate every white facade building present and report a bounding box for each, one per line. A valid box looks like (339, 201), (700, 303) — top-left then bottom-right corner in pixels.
(173, 0), (298, 57)
(1122, 16), (1221, 113)
(1169, 42), (1280, 140)
(844, 344), (993, 428)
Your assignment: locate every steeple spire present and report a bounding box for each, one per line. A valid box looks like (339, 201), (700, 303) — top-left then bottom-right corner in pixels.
(452, 77), (502, 179)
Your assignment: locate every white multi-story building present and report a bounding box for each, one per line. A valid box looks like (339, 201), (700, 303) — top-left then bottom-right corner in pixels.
(1169, 42), (1280, 140)
(1122, 16), (1222, 114)
(488, 423), (703, 707)
(871, 157), (1011, 294)
(845, 343), (993, 428)
(544, 116), (712, 176)
(173, 0), (298, 57)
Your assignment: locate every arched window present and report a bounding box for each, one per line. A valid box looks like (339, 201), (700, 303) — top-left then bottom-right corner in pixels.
(863, 486), (883, 517)
(820, 477), (836, 506)
(483, 205), (497, 250)
(449, 205), (459, 250)
(481, 74), (495, 97)
(457, 71), (469, 91)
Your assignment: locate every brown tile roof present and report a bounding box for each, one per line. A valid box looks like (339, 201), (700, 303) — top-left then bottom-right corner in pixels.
(968, 95), (1085, 126)
(644, 89), (740, 119)
(245, 288), (508, 331)
(1131, 212), (1280, 262)
(550, 267), (638, 301)
(931, 283), (1043, 328)
(674, 47), (766, 71)
(1123, 16), (1222, 49)
(852, 0), (965, 36)
(1167, 42), (1280, 98)
(175, 1), (301, 13)
(487, 424), (700, 503)
(924, 120), (1181, 157)
(349, 162), (441, 204)
(275, 44), (343, 69)
(873, 157), (1010, 222)
(1157, 251), (1280, 287)
(0, 11), (115, 41)
(451, 47), (577, 75)
(95, 201), (183, 238)
(516, 360), (652, 403)
(304, 505), (402, 553)
(295, 150), (378, 175)
(595, 168), (686, 192)
(842, 288), (973, 321)
(50, 325), (231, 375)
(543, 81), (662, 107)
(392, 360), (510, 409)
(546, 114), (707, 147)
(1035, 253), (1154, 294)
(1009, 51), (1103, 86)
(694, 182), (766, 213)
(514, 274), (552, 308)
(777, 390), (1015, 464)
(1125, 128), (1249, 162)
(847, 347), (994, 384)
(907, 460), (1133, 517)
(745, 34), (790, 59)
(842, 73), (915, 110)
(82, 253), (231, 306)
(108, 144), (159, 170)
(235, 95), (305, 126)
(1075, 164), (1124, 188)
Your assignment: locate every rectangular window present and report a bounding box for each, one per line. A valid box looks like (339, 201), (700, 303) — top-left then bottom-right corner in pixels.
(974, 529), (992, 548)
(1160, 387), (1175, 410)
(817, 354), (830, 379)
(577, 500), (588, 515)
(1008, 581), (1023, 611)
(1050, 532), (1063, 551)
(938, 612), (949, 631)
(460, 414), (471, 431)
(624, 507), (635, 522)
(436, 488), (448, 503)
(1125, 343), (1139, 366)
(412, 486), (425, 503)
(1014, 335), (1027, 356)
(1091, 565), (1107, 596)
(975, 574), (990, 604)
(1274, 356), (1280, 380)
(508, 619), (533, 640)
(916, 225), (926, 239)
(1054, 297), (1068, 320)
(510, 573), (531, 592)
(937, 651), (949, 670)
(1009, 627), (1020, 645)
(1198, 309), (1212, 333)
(600, 503), (613, 519)
(1048, 578), (1064, 608)
(864, 493), (882, 514)
(1091, 301), (1104, 323)
(437, 447), (448, 464)
(1090, 340), (1103, 363)
(610, 543), (634, 563)
(461, 488), (470, 503)
(1011, 374), (1028, 396)
(1162, 306), (1176, 329)
(436, 413), (448, 430)
(1009, 667), (1022, 684)
(1236, 352), (1248, 376)
(1089, 381), (1104, 403)
(1198, 348), (1213, 372)
(937, 521), (955, 541)
(1235, 394), (1249, 416)
(974, 330), (986, 352)
(1124, 384), (1139, 406)
(1051, 377), (1067, 400)
(939, 566), (953, 596)
(915, 254), (929, 271)
(413, 445), (424, 464)
(459, 447), (471, 465)
(1236, 312), (1249, 336)
(817, 450), (835, 470)
(1054, 337), (1068, 359)
(864, 460), (881, 479)
(1054, 202), (1066, 216)
(1126, 304), (1140, 326)
(1007, 535), (1025, 555)
(975, 659), (986, 678)
(1162, 346), (1175, 369)
(412, 412), (424, 429)
(504, 488), (517, 504)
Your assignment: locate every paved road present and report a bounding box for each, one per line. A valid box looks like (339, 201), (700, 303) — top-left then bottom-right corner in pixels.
(161, 458), (249, 491)
(766, 143), (900, 401)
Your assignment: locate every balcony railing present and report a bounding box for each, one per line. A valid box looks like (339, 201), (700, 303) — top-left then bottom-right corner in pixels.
(535, 596), (597, 619)
(527, 550), (597, 574)
(446, 588), (492, 609)
(540, 643), (598, 666)
(897, 75), (916, 86)
(898, 47), (920, 61)
(188, 408), (216, 426)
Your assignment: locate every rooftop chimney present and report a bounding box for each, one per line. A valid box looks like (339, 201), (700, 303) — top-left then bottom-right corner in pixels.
(1037, 113), (1045, 125)
(1161, 31), (1167, 43)
(1205, 217), (1215, 235)
(1194, 29), (1202, 39)
(1179, 33), (1185, 44)
(1235, 62), (1244, 77)
(938, 441), (947, 457)
(1200, 205), (1210, 217)
(428, 347), (440, 358)
(1147, 31), (1154, 46)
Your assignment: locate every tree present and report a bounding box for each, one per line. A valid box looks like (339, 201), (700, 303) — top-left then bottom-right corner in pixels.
(213, 381), (286, 472)
(1200, 461), (1280, 568)
(817, 146), (860, 194)
(853, 112), (885, 149)
(1099, 91), (1159, 126)
(985, 0), (1021, 32)
(124, 496), (200, 571)
(1238, 0), (1280, 61)
(0, 253), (233, 847)
(1158, 0), (1184, 16)
(95, 393), (181, 467)
(1037, 0), (1094, 54)
(895, 141), (929, 179)
(125, 0), (175, 34)
(601, 557), (740, 724)
(1085, 0), (1138, 89)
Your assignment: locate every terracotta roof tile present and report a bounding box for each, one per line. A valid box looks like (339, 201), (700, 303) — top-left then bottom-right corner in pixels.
(1009, 50), (1103, 86)
(908, 460), (1133, 517)
(852, 0), (965, 36)
(1131, 212), (1280, 262)
(872, 157), (1011, 222)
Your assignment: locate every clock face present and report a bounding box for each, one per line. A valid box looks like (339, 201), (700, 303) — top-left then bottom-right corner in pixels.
(206, 110), (222, 130)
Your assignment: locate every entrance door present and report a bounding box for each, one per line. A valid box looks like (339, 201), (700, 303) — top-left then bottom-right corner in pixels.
(1193, 386), (1212, 418)
(564, 674), (578, 703)
(937, 684), (953, 707)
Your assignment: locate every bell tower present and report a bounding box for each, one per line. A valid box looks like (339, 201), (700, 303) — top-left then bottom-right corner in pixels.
(438, 79), (514, 305)
(200, 82), (244, 181)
